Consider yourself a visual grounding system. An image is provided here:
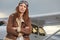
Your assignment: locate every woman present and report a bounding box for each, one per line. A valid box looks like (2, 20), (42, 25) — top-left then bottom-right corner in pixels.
(5, 0), (32, 40)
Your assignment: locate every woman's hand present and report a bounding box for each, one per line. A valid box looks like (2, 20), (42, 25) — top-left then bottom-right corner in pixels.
(21, 26), (31, 34)
(12, 27), (17, 30)
(25, 26), (30, 29)
(24, 26), (30, 32)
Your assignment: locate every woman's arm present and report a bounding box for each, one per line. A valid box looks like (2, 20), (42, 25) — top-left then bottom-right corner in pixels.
(7, 15), (18, 37)
(21, 18), (32, 35)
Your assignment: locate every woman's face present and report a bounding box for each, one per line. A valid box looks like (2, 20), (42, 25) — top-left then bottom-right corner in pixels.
(19, 3), (27, 13)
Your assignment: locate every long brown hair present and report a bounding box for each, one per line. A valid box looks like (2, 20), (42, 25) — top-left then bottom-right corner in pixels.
(13, 2), (30, 26)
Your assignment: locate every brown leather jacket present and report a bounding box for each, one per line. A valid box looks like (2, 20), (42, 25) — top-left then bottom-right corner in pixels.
(6, 14), (32, 40)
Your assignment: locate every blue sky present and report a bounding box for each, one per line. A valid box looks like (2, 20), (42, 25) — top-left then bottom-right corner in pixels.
(0, 0), (60, 18)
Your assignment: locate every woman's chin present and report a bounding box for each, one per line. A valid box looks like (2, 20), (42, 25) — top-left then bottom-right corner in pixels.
(20, 11), (25, 13)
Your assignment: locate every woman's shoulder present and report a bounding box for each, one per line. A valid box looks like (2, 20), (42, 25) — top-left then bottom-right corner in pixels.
(8, 13), (16, 19)
(9, 13), (16, 17)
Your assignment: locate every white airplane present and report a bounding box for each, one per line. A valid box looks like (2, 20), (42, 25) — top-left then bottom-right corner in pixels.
(0, 12), (60, 40)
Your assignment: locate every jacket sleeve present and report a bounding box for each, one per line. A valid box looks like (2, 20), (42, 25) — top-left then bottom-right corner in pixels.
(21, 18), (32, 35)
(27, 18), (32, 34)
(7, 15), (18, 37)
